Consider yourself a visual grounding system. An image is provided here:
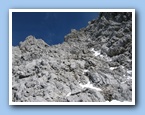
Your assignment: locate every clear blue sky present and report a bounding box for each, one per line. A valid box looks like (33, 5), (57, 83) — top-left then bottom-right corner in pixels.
(12, 12), (99, 46)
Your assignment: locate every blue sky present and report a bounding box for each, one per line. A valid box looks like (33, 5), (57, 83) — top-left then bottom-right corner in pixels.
(12, 12), (99, 46)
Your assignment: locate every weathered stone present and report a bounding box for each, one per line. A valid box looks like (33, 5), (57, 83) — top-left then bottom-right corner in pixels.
(12, 12), (132, 102)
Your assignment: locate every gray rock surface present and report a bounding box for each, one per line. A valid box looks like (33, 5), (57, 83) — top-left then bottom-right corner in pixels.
(12, 12), (132, 102)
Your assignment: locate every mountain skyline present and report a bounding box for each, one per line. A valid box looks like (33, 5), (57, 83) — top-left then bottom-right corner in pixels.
(12, 12), (99, 46)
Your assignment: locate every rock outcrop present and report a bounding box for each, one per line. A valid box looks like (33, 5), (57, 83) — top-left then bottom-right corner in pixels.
(12, 12), (132, 102)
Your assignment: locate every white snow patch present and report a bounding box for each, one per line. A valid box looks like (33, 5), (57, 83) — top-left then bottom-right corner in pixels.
(110, 67), (118, 70)
(127, 70), (132, 80)
(83, 69), (89, 74)
(121, 69), (132, 83)
(97, 51), (112, 61)
(83, 69), (89, 72)
(127, 70), (132, 75)
(94, 51), (100, 56)
(127, 59), (132, 62)
(79, 81), (102, 91)
(90, 48), (101, 56)
(90, 48), (112, 61)
(66, 92), (71, 97)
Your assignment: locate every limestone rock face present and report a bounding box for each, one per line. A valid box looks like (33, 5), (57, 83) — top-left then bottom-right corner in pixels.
(12, 12), (133, 102)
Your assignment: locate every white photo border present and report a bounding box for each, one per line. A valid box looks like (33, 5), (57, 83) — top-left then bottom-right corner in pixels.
(9, 9), (135, 105)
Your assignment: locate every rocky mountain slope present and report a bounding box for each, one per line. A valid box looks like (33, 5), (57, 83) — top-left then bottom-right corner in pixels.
(12, 12), (132, 102)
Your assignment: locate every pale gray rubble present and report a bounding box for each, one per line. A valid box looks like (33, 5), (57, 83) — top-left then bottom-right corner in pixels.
(12, 12), (132, 102)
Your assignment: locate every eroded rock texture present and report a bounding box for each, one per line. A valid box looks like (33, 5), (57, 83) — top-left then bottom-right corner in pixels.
(12, 12), (132, 102)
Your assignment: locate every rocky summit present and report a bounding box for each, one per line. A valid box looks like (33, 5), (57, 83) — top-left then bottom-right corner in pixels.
(12, 12), (132, 102)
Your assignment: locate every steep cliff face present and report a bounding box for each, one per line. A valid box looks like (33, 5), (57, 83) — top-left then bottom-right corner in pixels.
(12, 12), (132, 102)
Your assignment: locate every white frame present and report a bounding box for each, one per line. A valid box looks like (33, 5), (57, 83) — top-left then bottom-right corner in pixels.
(9, 9), (135, 105)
